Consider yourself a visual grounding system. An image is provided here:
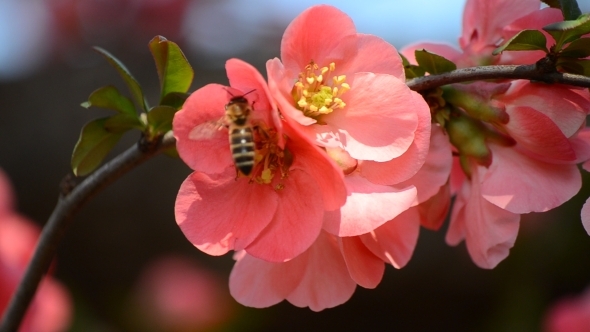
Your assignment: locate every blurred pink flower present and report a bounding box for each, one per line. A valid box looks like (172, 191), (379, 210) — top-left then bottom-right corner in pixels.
(173, 58), (346, 263)
(544, 288), (590, 332)
(0, 170), (71, 332)
(129, 255), (234, 332)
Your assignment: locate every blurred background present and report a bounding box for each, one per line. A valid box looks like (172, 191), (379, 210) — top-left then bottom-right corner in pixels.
(2, 0), (590, 331)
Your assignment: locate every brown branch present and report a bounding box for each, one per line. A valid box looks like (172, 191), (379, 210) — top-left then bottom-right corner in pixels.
(406, 64), (590, 91)
(0, 134), (176, 332)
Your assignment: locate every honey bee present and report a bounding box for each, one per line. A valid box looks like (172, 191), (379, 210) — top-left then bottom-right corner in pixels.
(189, 90), (256, 176)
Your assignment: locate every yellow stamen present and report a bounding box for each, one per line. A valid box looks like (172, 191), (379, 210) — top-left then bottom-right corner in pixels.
(291, 61), (351, 119)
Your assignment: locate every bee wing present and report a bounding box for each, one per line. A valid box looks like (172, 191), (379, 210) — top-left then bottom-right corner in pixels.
(188, 120), (226, 141)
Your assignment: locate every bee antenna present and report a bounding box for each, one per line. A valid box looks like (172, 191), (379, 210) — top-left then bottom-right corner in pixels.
(242, 89), (256, 97)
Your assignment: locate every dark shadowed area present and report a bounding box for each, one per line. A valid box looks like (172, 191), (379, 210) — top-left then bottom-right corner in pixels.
(1, 0), (590, 331)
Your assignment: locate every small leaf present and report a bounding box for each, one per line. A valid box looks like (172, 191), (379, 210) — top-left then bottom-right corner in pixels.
(398, 52), (425, 79)
(104, 113), (144, 133)
(149, 36), (194, 103)
(81, 85), (136, 115)
(493, 30), (548, 55)
(147, 105), (177, 134)
(544, 14), (590, 49)
(160, 92), (190, 109)
(71, 118), (124, 176)
(94, 46), (148, 111)
(557, 58), (590, 75)
(560, 37), (590, 58)
(414, 50), (457, 75)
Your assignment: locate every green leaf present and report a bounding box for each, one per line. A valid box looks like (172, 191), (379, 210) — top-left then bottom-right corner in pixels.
(557, 58), (590, 75)
(81, 85), (136, 115)
(398, 52), (425, 79)
(414, 50), (457, 75)
(493, 30), (548, 55)
(149, 36), (194, 103)
(104, 113), (144, 133)
(160, 92), (190, 109)
(71, 118), (124, 176)
(147, 105), (177, 134)
(544, 14), (590, 49)
(93, 46), (148, 111)
(560, 37), (590, 58)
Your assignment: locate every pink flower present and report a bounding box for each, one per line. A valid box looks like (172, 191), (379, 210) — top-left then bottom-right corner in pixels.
(0, 170), (71, 332)
(544, 288), (590, 332)
(267, 5), (427, 166)
(173, 59), (346, 262)
(400, 0), (590, 268)
(128, 255), (234, 332)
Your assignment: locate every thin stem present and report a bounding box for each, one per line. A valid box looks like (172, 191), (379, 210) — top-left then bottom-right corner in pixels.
(0, 134), (176, 332)
(406, 64), (590, 91)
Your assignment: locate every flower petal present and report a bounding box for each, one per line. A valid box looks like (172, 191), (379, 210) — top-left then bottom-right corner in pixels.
(323, 173), (417, 237)
(284, 121), (347, 211)
(285, 232), (356, 311)
(417, 183), (451, 231)
(229, 251), (306, 308)
(361, 90), (432, 185)
(333, 33), (405, 80)
(267, 58), (318, 129)
(280, 5), (356, 75)
(173, 84), (233, 173)
(481, 144), (582, 213)
(175, 169), (278, 256)
(245, 169), (324, 262)
(390, 125), (452, 204)
(226, 58), (277, 127)
(360, 207), (421, 269)
(460, 0), (539, 52)
(447, 171), (520, 269)
(339, 236), (384, 289)
(499, 81), (589, 138)
(324, 72), (418, 162)
(504, 106), (576, 161)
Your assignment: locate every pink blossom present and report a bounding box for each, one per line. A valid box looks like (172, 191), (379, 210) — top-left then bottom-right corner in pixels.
(403, 0), (560, 67)
(544, 288), (590, 332)
(129, 255), (234, 332)
(267, 5), (428, 167)
(0, 170), (71, 332)
(173, 58), (346, 262)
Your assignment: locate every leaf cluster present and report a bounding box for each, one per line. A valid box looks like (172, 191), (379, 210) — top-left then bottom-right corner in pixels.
(72, 36), (193, 176)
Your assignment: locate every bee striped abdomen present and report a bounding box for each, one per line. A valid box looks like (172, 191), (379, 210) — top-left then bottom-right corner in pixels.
(229, 127), (255, 175)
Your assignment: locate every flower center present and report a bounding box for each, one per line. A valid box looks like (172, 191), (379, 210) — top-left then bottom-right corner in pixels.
(248, 123), (292, 190)
(292, 61), (350, 119)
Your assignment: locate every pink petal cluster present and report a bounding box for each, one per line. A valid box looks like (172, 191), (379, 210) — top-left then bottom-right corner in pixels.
(174, 0), (590, 310)
(544, 287), (590, 332)
(402, 0), (590, 268)
(128, 255), (234, 331)
(173, 5), (436, 310)
(0, 169), (71, 332)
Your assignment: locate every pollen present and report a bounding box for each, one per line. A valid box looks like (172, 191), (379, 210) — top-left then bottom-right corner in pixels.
(292, 61), (349, 119)
(248, 124), (293, 189)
